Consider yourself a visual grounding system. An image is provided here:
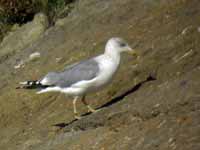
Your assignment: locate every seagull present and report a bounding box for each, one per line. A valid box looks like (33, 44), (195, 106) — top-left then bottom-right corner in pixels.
(17, 37), (138, 119)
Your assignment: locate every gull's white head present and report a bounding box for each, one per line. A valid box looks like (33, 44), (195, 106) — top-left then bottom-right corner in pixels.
(105, 37), (137, 56)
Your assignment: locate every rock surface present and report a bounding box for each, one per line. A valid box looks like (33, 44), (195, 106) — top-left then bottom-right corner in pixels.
(0, 0), (199, 150)
(0, 13), (48, 60)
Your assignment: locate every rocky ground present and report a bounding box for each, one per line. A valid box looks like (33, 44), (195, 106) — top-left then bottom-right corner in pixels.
(0, 0), (199, 149)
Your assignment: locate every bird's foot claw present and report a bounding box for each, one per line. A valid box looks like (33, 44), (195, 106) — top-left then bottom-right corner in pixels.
(88, 107), (100, 113)
(74, 114), (82, 120)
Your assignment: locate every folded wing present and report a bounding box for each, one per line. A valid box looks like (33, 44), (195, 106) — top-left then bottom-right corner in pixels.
(40, 58), (100, 88)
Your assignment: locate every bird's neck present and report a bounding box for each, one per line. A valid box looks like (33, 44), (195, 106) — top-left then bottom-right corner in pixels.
(104, 47), (121, 65)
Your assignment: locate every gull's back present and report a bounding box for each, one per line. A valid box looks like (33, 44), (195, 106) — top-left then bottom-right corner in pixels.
(40, 58), (100, 88)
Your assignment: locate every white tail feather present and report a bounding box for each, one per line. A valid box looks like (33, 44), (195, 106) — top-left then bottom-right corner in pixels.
(19, 81), (28, 85)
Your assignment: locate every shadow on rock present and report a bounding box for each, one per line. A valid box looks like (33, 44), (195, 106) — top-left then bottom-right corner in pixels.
(52, 75), (156, 129)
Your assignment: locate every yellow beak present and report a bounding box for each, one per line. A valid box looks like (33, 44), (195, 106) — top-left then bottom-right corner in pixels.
(127, 47), (138, 57)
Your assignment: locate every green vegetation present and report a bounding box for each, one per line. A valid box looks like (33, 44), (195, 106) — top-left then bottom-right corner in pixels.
(0, 0), (75, 41)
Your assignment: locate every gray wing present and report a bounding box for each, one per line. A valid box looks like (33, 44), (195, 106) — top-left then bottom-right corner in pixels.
(40, 58), (100, 88)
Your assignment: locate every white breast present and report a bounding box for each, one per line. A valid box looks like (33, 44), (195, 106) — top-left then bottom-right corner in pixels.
(92, 54), (120, 88)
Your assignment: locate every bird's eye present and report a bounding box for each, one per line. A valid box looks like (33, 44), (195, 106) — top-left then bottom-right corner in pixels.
(119, 43), (126, 47)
